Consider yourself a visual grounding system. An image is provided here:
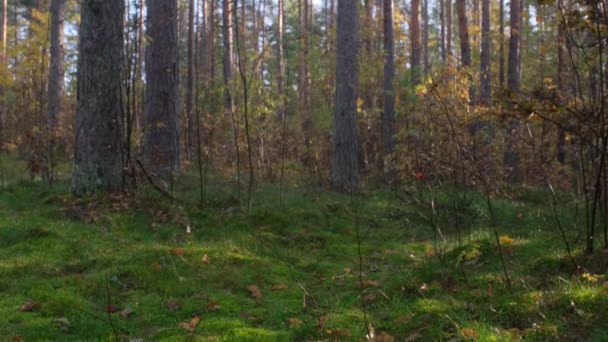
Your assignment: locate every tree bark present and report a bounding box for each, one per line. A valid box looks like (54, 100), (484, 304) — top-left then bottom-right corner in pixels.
(383, 0), (395, 179)
(499, 0), (505, 87)
(144, 0), (181, 177)
(332, 0), (359, 190)
(446, 0), (452, 66)
(410, 0), (421, 85)
(457, 0), (474, 100)
(440, 0), (446, 63)
(508, 0), (520, 91)
(479, 0), (491, 103)
(299, 0), (312, 167)
(422, 0), (429, 77)
(186, 0), (195, 158)
(277, 0), (285, 119)
(46, 0), (65, 182)
(72, 0), (124, 194)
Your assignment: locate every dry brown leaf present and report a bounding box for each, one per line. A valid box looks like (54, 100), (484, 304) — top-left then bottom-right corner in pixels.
(172, 247), (185, 257)
(247, 285), (263, 301)
(361, 280), (381, 288)
(18, 299), (41, 312)
(179, 316), (201, 332)
(11, 336), (22, 342)
(152, 262), (162, 271)
(206, 301), (221, 311)
(201, 254), (210, 264)
(272, 283), (288, 291)
(287, 318), (303, 328)
(364, 293), (377, 302)
(373, 331), (395, 342)
(105, 304), (120, 313)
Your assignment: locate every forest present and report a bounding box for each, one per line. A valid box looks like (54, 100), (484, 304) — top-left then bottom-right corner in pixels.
(0, 0), (607, 340)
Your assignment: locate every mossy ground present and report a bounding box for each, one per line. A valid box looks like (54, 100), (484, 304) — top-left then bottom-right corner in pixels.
(1, 154), (607, 341)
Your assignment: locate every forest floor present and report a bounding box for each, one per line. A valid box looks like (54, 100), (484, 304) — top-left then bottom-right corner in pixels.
(1, 155), (608, 341)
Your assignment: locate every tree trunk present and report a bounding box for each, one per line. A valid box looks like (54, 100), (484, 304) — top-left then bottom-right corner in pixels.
(410, 0), (421, 85)
(0, 0), (6, 150)
(299, 0), (312, 168)
(556, 11), (566, 164)
(382, 0), (395, 179)
(186, 0), (195, 158)
(72, 0), (124, 194)
(223, 0), (234, 105)
(479, 0), (491, 103)
(457, 0), (474, 100)
(499, 0), (504, 87)
(508, 0), (520, 91)
(332, 0), (359, 190)
(277, 0), (285, 119)
(144, 0), (181, 177)
(440, 0), (446, 63)
(203, 0), (215, 87)
(422, 0), (429, 77)
(46, 0), (65, 182)
(446, 0), (452, 66)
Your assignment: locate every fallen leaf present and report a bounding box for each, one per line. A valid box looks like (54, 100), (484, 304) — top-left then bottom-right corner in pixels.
(179, 316), (201, 332)
(344, 267), (352, 274)
(166, 299), (181, 311)
(364, 293), (377, 302)
(461, 327), (479, 338)
(105, 304), (120, 313)
(272, 283), (288, 291)
(419, 283), (429, 293)
(287, 318), (303, 327)
(373, 331), (395, 342)
(206, 301), (221, 311)
(361, 280), (381, 288)
(172, 247), (185, 257)
(247, 285), (263, 301)
(152, 262), (162, 271)
(19, 299), (41, 312)
(119, 307), (134, 319)
(201, 254), (210, 264)
(11, 337), (22, 342)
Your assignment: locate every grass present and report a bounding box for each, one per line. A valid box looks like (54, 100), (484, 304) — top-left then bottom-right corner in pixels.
(1, 154), (608, 340)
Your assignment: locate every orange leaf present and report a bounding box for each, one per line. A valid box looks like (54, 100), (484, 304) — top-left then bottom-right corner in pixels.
(179, 316), (201, 332)
(206, 301), (221, 311)
(18, 299), (41, 312)
(272, 283), (288, 291)
(201, 254), (210, 264)
(247, 285), (263, 301)
(287, 318), (303, 327)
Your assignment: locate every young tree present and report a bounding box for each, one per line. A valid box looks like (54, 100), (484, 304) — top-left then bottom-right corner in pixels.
(143, 0), (181, 177)
(411, 0), (421, 85)
(72, 0), (124, 194)
(382, 0), (395, 173)
(479, 0), (491, 103)
(46, 0), (65, 182)
(331, 0), (359, 190)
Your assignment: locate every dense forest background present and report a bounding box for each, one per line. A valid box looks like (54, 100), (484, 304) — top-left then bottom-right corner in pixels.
(1, 0), (608, 340)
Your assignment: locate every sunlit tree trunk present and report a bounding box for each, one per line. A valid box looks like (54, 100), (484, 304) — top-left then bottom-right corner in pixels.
(277, 0), (285, 119)
(422, 0), (429, 77)
(440, 0), (446, 63)
(382, 0), (395, 181)
(446, 0), (452, 66)
(46, 0), (65, 183)
(72, 0), (124, 194)
(499, 0), (505, 87)
(143, 0), (181, 177)
(457, 0), (474, 100)
(332, 0), (359, 190)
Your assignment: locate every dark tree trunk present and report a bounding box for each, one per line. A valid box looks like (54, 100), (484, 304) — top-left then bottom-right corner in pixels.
(499, 0), (505, 87)
(556, 12), (566, 164)
(457, 0), (474, 100)
(0, 0), (6, 150)
(186, 0), (195, 158)
(144, 0), (181, 177)
(299, 0), (312, 167)
(222, 0), (234, 106)
(72, 0), (124, 194)
(332, 0), (359, 190)
(410, 0), (421, 85)
(46, 0), (65, 182)
(479, 0), (491, 103)
(382, 0), (395, 177)
(508, 0), (520, 91)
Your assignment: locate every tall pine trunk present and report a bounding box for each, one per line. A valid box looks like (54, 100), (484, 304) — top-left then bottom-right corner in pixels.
(186, 0), (195, 158)
(479, 0), (491, 103)
(508, 0), (520, 91)
(144, 0), (181, 177)
(457, 0), (474, 101)
(382, 0), (395, 180)
(410, 0), (421, 85)
(46, 0), (65, 183)
(499, 0), (505, 87)
(72, 0), (124, 194)
(332, 0), (359, 190)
